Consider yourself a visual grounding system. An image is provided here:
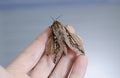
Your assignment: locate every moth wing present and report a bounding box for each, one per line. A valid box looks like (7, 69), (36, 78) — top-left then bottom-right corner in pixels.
(45, 35), (54, 55)
(63, 43), (67, 55)
(64, 27), (85, 55)
(70, 33), (82, 46)
(51, 42), (64, 64)
(69, 33), (85, 54)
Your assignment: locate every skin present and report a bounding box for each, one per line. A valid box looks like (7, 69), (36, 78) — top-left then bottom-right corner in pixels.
(0, 26), (88, 78)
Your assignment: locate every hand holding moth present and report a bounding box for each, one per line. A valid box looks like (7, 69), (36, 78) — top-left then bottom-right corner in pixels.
(0, 23), (88, 78)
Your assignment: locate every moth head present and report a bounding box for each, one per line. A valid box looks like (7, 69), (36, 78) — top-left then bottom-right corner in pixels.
(51, 21), (63, 28)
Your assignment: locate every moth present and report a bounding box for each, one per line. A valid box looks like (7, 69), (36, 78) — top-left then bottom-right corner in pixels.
(45, 20), (85, 64)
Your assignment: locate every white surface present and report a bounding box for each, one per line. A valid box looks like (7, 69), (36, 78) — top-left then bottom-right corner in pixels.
(0, 1), (120, 78)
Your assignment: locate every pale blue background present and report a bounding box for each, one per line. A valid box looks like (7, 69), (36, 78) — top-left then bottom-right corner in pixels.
(0, 0), (120, 78)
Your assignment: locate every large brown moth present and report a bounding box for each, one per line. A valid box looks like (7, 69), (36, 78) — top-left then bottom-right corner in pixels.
(45, 20), (85, 64)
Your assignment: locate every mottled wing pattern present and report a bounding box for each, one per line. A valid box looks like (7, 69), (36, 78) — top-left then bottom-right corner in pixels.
(46, 30), (65, 64)
(64, 27), (85, 55)
(51, 40), (64, 64)
(69, 33), (84, 54)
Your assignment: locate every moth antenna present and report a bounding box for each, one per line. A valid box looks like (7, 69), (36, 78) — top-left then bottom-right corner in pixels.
(56, 15), (62, 20)
(50, 16), (55, 21)
(50, 15), (63, 21)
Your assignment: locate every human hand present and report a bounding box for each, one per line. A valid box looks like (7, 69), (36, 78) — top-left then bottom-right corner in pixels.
(0, 26), (88, 78)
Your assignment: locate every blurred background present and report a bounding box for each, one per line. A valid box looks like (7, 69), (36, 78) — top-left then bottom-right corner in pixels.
(0, 0), (120, 78)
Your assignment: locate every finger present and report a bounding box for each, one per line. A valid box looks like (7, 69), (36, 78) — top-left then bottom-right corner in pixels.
(69, 55), (88, 78)
(6, 28), (51, 73)
(30, 55), (55, 78)
(49, 49), (75, 78)
(66, 25), (75, 33)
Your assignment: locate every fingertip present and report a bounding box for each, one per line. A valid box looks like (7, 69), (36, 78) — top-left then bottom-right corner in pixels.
(65, 25), (84, 45)
(66, 25), (75, 33)
(35, 27), (51, 42)
(77, 55), (88, 65)
(69, 55), (88, 78)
